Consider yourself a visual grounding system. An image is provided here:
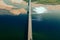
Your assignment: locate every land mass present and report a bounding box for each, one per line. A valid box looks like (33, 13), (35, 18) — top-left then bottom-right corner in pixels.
(0, 0), (27, 15)
(31, 3), (60, 10)
(0, 0), (60, 15)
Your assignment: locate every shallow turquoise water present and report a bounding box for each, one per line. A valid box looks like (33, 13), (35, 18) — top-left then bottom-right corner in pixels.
(3, 0), (27, 9)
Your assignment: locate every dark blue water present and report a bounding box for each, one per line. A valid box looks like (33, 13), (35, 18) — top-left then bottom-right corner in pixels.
(32, 14), (60, 40)
(0, 14), (28, 40)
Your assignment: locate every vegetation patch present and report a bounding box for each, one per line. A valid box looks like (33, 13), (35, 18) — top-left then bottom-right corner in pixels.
(24, 0), (60, 5)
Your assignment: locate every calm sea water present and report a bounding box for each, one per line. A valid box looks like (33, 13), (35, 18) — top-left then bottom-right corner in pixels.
(1, 12), (60, 40)
(32, 13), (60, 40)
(0, 14), (28, 40)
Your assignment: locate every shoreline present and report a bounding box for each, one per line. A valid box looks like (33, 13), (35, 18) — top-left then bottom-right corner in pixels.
(31, 3), (60, 10)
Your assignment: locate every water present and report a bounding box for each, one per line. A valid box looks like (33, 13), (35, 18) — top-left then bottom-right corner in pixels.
(32, 12), (60, 40)
(0, 14), (28, 40)
(3, 0), (27, 9)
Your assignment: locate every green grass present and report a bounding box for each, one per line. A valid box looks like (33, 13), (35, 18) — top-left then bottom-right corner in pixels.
(24, 0), (60, 5)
